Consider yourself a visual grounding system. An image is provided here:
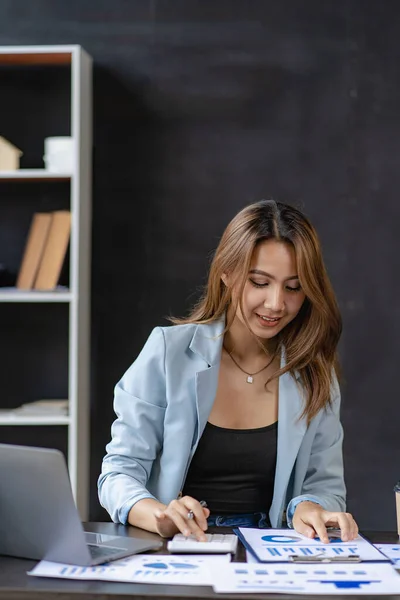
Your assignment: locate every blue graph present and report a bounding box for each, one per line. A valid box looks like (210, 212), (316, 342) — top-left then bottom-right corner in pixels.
(143, 563), (169, 570)
(261, 535), (301, 543)
(311, 580), (380, 589)
(170, 563), (197, 569)
(142, 562), (198, 570)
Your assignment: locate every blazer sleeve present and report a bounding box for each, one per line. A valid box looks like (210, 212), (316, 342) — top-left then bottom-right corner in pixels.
(98, 327), (167, 524)
(286, 376), (346, 526)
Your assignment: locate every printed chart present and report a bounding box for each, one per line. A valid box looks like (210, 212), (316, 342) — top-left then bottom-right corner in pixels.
(237, 528), (388, 563)
(210, 562), (400, 594)
(29, 554), (230, 585)
(376, 545), (400, 567)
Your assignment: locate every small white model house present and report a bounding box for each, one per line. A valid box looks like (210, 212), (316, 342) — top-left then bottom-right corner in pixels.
(0, 136), (23, 170)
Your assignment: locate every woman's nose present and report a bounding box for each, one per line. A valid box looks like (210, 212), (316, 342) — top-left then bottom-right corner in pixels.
(263, 287), (284, 312)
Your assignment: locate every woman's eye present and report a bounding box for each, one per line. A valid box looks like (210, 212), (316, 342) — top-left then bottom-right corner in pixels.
(249, 279), (301, 292)
(249, 279), (268, 288)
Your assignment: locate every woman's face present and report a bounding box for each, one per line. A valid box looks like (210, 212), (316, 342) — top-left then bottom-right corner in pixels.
(230, 239), (306, 340)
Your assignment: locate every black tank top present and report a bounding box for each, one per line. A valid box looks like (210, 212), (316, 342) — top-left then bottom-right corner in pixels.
(182, 421), (277, 514)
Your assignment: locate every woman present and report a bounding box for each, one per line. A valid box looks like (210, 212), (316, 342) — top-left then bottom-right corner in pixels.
(98, 200), (358, 544)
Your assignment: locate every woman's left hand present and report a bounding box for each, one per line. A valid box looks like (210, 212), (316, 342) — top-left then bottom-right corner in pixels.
(292, 501), (359, 543)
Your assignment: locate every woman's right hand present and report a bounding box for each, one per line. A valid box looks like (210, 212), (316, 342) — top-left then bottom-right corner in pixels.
(154, 495), (210, 541)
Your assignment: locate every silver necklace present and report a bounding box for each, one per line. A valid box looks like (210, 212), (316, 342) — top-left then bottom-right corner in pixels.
(224, 346), (275, 384)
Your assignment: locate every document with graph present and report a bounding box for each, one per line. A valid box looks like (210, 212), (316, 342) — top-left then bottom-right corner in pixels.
(28, 553), (231, 585)
(209, 562), (400, 594)
(235, 528), (389, 563)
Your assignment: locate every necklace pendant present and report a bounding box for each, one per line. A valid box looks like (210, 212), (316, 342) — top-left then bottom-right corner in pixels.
(246, 375), (254, 384)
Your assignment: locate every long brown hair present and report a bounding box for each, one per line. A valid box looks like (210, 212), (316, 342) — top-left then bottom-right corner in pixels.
(172, 200), (342, 422)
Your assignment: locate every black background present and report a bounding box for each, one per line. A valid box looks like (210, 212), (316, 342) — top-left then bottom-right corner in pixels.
(0, 0), (399, 530)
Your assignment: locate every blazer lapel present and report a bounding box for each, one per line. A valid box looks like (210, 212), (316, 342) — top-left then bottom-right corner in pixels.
(189, 319), (225, 447)
(270, 364), (308, 525)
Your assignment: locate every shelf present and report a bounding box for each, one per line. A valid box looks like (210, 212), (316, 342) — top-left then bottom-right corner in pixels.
(0, 287), (72, 302)
(0, 45), (78, 65)
(0, 44), (92, 519)
(0, 169), (72, 181)
(0, 413), (70, 426)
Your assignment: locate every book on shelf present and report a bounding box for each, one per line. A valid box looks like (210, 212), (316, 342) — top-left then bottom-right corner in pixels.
(34, 210), (71, 291)
(16, 212), (53, 289)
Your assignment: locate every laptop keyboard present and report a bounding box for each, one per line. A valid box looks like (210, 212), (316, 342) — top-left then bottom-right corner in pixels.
(87, 544), (123, 560)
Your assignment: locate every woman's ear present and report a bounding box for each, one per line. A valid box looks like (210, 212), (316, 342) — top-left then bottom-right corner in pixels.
(221, 273), (228, 286)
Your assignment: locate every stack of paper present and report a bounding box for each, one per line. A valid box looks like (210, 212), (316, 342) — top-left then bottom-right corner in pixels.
(12, 399), (69, 416)
(27, 529), (400, 595)
(208, 562), (400, 594)
(236, 527), (388, 563)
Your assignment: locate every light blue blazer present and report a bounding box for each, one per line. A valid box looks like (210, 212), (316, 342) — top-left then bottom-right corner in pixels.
(98, 319), (346, 527)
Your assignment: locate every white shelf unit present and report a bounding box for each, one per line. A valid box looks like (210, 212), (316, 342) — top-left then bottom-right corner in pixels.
(0, 414), (71, 426)
(0, 45), (92, 519)
(0, 287), (72, 302)
(0, 170), (72, 180)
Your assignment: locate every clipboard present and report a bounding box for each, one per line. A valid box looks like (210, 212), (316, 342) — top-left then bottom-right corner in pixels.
(233, 528), (391, 564)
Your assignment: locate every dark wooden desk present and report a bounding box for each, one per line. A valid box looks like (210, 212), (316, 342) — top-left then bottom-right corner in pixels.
(0, 524), (398, 600)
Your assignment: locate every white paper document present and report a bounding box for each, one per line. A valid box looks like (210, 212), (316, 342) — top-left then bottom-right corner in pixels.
(237, 528), (388, 563)
(246, 549), (258, 563)
(210, 562), (400, 594)
(28, 553), (230, 586)
(375, 544), (400, 567)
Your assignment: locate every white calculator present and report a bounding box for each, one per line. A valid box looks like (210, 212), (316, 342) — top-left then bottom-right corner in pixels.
(167, 533), (238, 554)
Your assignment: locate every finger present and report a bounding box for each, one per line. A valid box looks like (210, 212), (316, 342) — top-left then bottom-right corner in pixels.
(292, 510), (317, 539)
(164, 505), (195, 538)
(166, 503), (207, 541)
(335, 512), (358, 542)
(329, 513), (350, 542)
(183, 510), (209, 540)
(165, 498), (209, 540)
(183, 497), (208, 531)
(154, 511), (178, 538)
(154, 509), (167, 520)
(293, 521), (316, 539)
(294, 512), (328, 542)
(323, 512), (358, 542)
(352, 518), (359, 540)
(344, 513), (359, 540)
(309, 516), (330, 544)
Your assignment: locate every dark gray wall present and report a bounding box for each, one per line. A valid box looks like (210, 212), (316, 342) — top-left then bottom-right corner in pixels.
(0, 0), (399, 530)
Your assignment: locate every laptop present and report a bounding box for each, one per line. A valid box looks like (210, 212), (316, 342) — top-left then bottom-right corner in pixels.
(0, 443), (162, 565)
